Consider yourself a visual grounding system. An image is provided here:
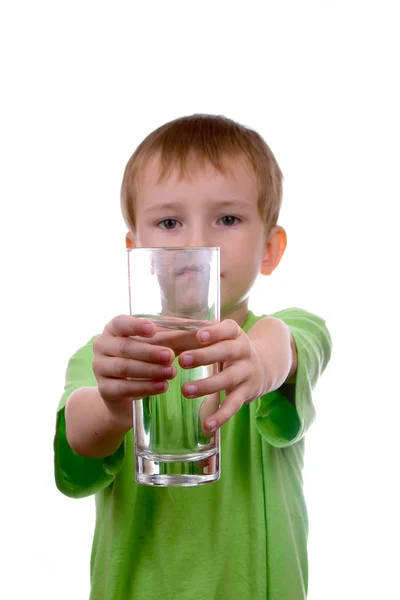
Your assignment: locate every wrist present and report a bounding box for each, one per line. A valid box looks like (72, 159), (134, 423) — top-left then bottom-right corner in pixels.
(248, 317), (296, 393)
(65, 387), (132, 458)
(101, 396), (134, 435)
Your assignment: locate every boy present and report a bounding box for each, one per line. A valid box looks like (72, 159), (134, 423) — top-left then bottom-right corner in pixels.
(54, 114), (332, 599)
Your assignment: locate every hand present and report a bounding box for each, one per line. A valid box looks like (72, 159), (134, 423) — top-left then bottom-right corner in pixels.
(178, 319), (271, 432)
(92, 315), (178, 420)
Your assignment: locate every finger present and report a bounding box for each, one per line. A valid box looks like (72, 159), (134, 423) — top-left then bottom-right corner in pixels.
(94, 336), (175, 365)
(98, 377), (169, 401)
(148, 328), (201, 354)
(203, 389), (245, 432)
(105, 315), (157, 338)
(182, 365), (244, 399)
(179, 336), (250, 369)
(94, 357), (178, 381)
(196, 319), (242, 345)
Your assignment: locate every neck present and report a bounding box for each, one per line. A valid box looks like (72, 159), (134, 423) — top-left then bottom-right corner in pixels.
(221, 300), (249, 327)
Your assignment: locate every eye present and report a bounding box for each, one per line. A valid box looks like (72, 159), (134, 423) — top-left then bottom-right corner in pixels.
(158, 219), (180, 230)
(219, 215), (240, 226)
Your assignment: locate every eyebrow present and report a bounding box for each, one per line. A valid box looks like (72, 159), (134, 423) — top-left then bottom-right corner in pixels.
(143, 202), (184, 214)
(213, 199), (253, 208)
(143, 199), (254, 214)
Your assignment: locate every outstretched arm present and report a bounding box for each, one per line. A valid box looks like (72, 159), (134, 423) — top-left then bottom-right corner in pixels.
(177, 308), (331, 436)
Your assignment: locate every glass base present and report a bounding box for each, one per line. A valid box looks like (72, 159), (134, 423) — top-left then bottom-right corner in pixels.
(135, 449), (220, 487)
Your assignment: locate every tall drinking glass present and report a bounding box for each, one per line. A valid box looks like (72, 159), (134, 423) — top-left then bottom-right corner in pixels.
(127, 247), (220, 486)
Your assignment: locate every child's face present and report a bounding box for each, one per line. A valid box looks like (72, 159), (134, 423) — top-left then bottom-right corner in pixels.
(132, 156), (272, 323)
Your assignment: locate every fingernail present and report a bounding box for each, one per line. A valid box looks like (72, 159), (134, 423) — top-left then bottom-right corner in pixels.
(200, 331), (211, 342)
(186, 384), (198, 396)
(159, 350), (171, 364)
(155, 381), (167, 391)
(207, 420), (217, 431)
(142, 323), (153, 335)
(161, 366), (175, 378)
(181, 354), (194, 367)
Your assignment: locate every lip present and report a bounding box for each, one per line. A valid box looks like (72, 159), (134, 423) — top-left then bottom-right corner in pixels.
(173, 265), (223, 278)
(175, 264), (205, 276)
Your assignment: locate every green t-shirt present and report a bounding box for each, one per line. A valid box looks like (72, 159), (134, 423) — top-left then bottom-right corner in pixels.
(54, 308), (331, 600)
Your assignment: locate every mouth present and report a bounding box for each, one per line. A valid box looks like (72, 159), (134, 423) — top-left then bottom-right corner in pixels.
(175, 264), (206, 277)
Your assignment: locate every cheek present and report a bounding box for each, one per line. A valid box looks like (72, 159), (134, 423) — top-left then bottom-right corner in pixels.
(222, 259), (260, 290)
(223, 244), (261, 271)
(223, 251), (263, 294)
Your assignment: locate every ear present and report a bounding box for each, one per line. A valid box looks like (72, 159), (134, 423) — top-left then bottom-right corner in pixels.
(125, 231), (135, 249)
(260, 226), (287, 276)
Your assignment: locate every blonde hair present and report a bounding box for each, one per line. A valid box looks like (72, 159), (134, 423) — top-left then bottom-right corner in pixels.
(121, 114), (283, 232)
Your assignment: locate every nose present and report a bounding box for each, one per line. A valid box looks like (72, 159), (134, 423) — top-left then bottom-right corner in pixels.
(185, 226), (212, 248)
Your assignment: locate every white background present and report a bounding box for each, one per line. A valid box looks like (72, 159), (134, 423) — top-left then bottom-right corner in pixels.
(1, 1), (399, 598)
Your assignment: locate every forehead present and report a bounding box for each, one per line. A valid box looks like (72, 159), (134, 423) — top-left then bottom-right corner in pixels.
(138, 154), (259, 200)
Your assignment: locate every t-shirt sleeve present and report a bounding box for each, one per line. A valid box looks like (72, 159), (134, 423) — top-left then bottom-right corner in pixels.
(254, 307), (332, 448)
(54, 337), (125, 499)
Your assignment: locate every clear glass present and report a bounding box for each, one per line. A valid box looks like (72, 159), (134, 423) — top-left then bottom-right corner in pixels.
(127, 247), (220, 486)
